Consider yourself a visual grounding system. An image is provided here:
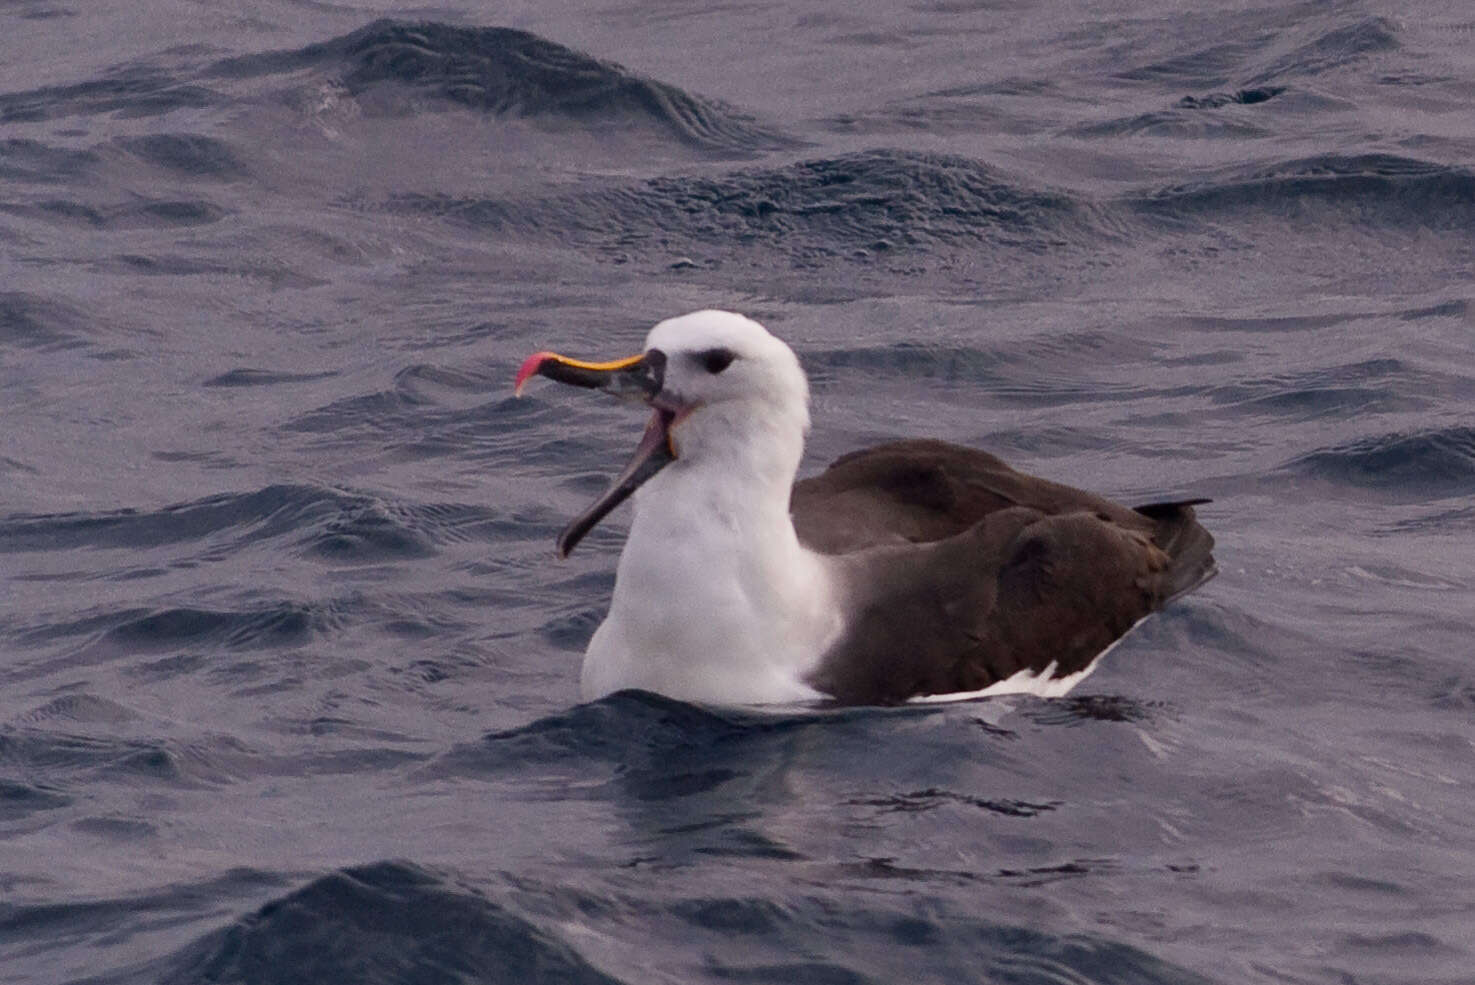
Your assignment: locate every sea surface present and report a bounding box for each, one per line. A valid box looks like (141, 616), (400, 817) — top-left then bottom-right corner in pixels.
(3, 1), (1475, 983)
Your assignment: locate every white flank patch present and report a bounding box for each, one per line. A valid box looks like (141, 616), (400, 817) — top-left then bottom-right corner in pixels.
(906, 614), (1150, 705)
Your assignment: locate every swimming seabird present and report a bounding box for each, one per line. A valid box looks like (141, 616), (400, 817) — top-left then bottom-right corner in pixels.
(515, 310), (1216, 706)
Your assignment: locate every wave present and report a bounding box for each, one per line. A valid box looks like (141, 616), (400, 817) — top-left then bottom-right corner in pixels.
(1111, 37), (1265, 88)
(0, 138), (99, 184)
(0, 869), (289, 967)
(1070, 86), (1286, 139)
(1, 134), (243, 242)
(212, 19), (791, 153)
(148, 861), (623, 985)
(99, 603), (323, 651)
(282, 391), (558, 475)
(0, 65), (218, 124)
(1201, 357), (1434, 422)
(128, 858), (1224, 985)
(393, 148), (1107, 263)
(385, 145), (1475, 270)
(0, 709), (426, 797)
(115, 133), (247, 180)
(0, 728), (189, 786)
(1068, 110), (1271, 139)
(1112, 15), (1398, 88)
(848, 787), (1060, 818)
(1177, 86), (1287, 109)
(0, 197), (228, 231)
(1129, 153), (1475, 228)
(1284, 426), (1475, 499)
(0, 291), (94, 351)
(420, 690), (929, 809)
(203, 368), (341, 388)
(0, 484), (504, 561)
(804, 331), (1140, 392)
(0, 776), (71, 823)
(1244, 16), (1400, 86)
(0, 484), (358, 554)
(426, 689), (801, 776)
(0, 19), (788, 156)
(0, 485), (517, 687)
(4, 601), (331, 681)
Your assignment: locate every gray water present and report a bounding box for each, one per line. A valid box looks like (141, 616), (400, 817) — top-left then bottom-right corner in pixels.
(4, 2), (1475, 983)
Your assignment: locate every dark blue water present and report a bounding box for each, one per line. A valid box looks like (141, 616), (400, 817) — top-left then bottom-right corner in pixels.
(4, 3), (1475, 983)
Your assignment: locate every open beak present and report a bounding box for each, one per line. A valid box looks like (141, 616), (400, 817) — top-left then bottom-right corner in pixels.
(514, 348), (675, 557)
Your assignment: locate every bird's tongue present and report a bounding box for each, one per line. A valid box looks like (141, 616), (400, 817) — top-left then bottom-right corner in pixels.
(556, 408), (676, 558)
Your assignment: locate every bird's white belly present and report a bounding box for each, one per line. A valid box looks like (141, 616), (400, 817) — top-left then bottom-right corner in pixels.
(578, 525), (837, 706)
(575, 595), (831, 704)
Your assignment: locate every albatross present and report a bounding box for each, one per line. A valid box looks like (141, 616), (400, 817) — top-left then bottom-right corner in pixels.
(515, 310), (1216, 706)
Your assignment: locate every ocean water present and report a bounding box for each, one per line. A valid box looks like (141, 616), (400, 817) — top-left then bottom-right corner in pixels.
(4, 1), (1475, 982)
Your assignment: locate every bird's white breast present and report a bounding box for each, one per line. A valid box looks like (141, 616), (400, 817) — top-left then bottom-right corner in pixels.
(579, 456), (841, 705)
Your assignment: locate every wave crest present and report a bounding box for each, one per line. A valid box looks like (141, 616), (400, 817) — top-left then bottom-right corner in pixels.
(219, 19), (792, 152)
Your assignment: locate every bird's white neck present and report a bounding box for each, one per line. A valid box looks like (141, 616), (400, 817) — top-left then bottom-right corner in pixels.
(579, 404), (840, 705)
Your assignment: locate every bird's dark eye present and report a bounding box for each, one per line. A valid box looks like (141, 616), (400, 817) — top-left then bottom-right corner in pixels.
(695, 347), (736, 374)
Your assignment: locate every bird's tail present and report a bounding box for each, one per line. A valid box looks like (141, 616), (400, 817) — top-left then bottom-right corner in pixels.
(1133, 499), (1218, 603)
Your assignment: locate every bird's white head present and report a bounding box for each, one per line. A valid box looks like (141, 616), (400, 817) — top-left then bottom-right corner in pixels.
(644, 309), (810, 462)
(514, 309), (811, 556)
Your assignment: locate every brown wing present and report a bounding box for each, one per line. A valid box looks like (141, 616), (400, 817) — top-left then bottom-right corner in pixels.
(791, 438), (1155, 553)
(795, 440), (1217, 705)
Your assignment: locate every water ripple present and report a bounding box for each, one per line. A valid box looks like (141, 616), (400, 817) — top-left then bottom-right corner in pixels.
(1285, 426), (1475, 499)
(212, 19), (793, 154)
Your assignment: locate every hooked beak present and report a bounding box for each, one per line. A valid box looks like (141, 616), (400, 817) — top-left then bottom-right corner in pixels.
(514, 348), (676, 557)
